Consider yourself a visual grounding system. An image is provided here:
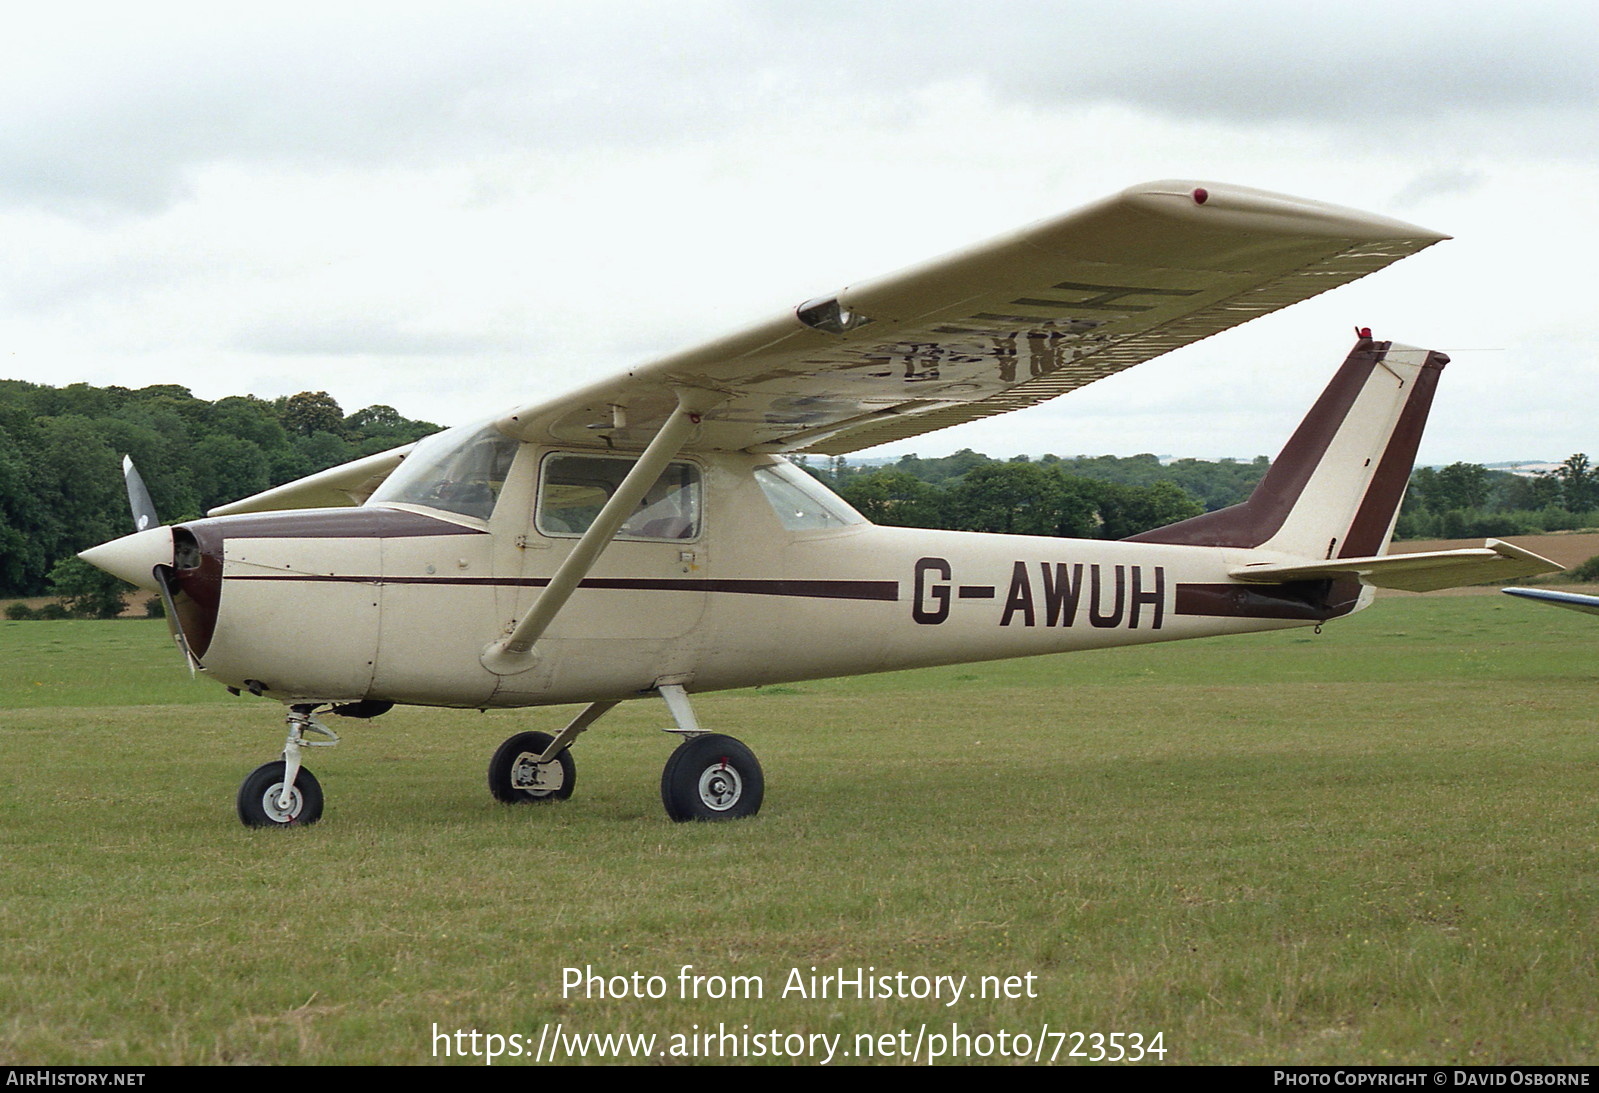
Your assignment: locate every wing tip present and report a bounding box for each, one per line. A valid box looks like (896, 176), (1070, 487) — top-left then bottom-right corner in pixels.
(1118, 179), (1450, 243)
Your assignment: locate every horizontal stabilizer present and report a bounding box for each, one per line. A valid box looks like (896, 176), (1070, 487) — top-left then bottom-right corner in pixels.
(1502, 587), (1599, 616)
(208, 443), (414, 517)
(1230, 539), (1561, 593)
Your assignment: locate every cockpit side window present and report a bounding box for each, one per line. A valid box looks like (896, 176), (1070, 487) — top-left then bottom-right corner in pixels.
(538, 454), (701, 540)
(367, 421), (520, 521)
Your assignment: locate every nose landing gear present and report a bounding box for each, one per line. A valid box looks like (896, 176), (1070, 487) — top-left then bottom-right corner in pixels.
(236, 705), (339, 828)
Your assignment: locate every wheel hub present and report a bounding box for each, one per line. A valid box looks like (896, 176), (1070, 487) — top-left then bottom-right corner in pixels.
(697, 761), (743, 811)
(511, 752), (564, 792)
(260, 782), (303, 824)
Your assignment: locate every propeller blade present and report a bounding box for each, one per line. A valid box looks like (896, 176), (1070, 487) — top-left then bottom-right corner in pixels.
(122, 455), (160, 532)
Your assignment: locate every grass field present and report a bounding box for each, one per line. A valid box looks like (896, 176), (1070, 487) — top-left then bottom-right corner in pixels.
(2, 593), (1597, 1066)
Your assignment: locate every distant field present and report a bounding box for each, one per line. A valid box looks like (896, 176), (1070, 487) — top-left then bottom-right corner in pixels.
(1393, 530), (1599, 571)
(2, 595), (1598, 1066)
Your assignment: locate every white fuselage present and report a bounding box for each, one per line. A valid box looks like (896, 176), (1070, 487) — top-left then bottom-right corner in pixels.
(190, 448), (1352, 708)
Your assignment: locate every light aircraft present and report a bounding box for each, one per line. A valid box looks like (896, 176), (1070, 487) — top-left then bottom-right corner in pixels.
(79, 181), (1562, 828)
(1502, 587), (1599, 615)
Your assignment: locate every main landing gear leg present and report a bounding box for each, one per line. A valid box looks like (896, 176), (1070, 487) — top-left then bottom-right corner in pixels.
(656, 683), (764, 822)
(488, 700), (617, 804)
(236, 704), (339, 828)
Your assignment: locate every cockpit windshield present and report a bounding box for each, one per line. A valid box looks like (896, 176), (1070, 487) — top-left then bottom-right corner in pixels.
(367, 420), (520, 521)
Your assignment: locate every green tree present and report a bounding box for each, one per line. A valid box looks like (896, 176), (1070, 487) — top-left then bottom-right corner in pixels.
(190, 434), (271, 512)
(1499, 471), (1562, 512)
(946, 463), (1065, 535)
(213, 396), (291, 452)
(48, 556), (129, 619)
(295, 430), (353, 474)
(0, 425), (47, 593)
(1554, 454), (1598, 512)
(1097, 480), (1204, 539)
(344, 404), (441, 456)
(1431, 462), (1491, 510)
(27, 415), (123, 564)
(281, 391), (346, 438)
(840, 470), (946, 528)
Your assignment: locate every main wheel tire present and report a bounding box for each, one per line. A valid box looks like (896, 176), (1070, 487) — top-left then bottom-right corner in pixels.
(488, 731), (576, 804)
(237, 760), (323, 828)
(660, 734), (764, 822)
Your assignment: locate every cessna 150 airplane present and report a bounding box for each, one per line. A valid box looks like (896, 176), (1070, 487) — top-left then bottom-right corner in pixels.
(79, 181), (1562, 827)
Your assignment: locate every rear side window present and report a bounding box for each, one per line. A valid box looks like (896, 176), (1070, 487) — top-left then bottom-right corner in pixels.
(753, 461), (864, 531)
(538, 455), (701, 540)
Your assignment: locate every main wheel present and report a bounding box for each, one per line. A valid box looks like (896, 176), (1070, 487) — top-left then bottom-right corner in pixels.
(488, 731), (576, 804)
(237, 760), (323, 828)
(660, 734), (764, 822)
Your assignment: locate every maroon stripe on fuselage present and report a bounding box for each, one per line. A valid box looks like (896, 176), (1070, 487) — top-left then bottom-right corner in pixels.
(224, 574), (902, 601)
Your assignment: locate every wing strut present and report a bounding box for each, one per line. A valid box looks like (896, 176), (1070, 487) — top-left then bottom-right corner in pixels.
(480, 390), (720, 676)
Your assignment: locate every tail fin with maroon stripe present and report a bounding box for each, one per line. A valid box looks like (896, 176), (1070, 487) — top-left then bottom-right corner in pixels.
(1126, 336), (1444, 560)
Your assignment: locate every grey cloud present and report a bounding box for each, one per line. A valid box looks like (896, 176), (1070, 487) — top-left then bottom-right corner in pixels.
(230, 314), (511, 358)
(760, 1), (1599, 121)
(1389, 167), (1488, 210)
(1, 1), (1593, 217)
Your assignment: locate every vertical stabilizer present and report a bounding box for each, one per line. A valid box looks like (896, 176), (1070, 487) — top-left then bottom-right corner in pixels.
(1127, 337), (1446, 560)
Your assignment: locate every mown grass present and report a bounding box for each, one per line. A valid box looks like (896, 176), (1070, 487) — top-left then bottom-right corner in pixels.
(1, 595), (1597, 1065)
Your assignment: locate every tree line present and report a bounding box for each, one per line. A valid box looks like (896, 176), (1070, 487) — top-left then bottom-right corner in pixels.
(0, 380), (439, 597)
(1396, 455), (1599, 539)
(797, 450), (1599, 546)
(797, 451), (1231, 539)
(5, 376), (1596, 610)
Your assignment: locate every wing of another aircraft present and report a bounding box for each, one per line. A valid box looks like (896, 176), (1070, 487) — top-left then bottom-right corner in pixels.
(495, 180), (1448, 455)
(1502, 587), (1599, 616)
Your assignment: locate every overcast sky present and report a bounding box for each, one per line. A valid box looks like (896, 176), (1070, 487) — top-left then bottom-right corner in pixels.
(2, 1), (1595, 465)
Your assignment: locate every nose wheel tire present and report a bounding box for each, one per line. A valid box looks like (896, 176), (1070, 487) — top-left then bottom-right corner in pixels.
(661, 734), (763, 822)
(237, 760), (323, 827)
(488, 731), (577, 804)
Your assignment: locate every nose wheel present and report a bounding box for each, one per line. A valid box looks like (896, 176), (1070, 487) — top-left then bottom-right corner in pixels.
(237, 760), (323, 827)
(236, 704), (339, 828)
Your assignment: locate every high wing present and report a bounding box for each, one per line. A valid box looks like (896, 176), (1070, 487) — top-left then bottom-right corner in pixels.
(495, 180), (1448, 454)
(206, 180), (1446, 515)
